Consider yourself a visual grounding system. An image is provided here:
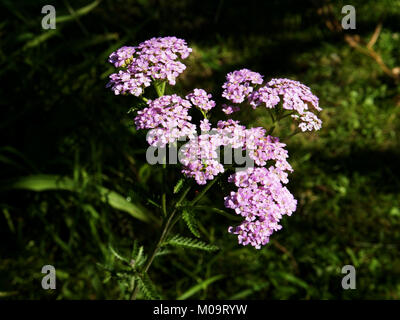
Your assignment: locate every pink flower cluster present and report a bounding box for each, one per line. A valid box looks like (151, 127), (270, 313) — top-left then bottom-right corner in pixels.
(179, 133), (224, 185)
(107, 37), (192, 96)
(215, 120), (293, 177)
(179, 120), (242, 185)
(179, 120), (243, 185)
(186, 89), (216, 111)
(222, 104), (240, 115)
(178, 118), (293, 188)
(226, 167), (297, 249)
(108, 38), (322, 248)
(248, 78), (322, 131)
(134, 94), (196, 147)
(216, 119), (246, 148)
(222, 69), (263, 104)
(108, 46), (136, 68)
(221, 71), (322, 132)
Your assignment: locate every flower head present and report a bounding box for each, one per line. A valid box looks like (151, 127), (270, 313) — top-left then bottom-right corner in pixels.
(226, 167), (297, 249)
(186, 89), (216, 111)
(200, 119), (211, 132)
(180, 133), (224, 185)
(222, 69), (263, 104)
(108, 46), (136, 68)
(107, 37), (322, 250)
(134, 94), (196, 147)
(107, 37), (192, 96)
(222, 104), (241, 115)
(249, 78), (322, 131)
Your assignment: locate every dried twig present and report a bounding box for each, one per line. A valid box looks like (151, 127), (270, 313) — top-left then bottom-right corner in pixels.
(317, 3), (399, 82)
(367, 22), (382, 49)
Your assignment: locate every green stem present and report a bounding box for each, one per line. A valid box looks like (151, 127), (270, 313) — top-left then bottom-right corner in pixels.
(267, 125), (275, 136)
(268, 109), (275, 123)
(161, 163), (167, 217)
(278, 111), (294, 120)
(154, 81), (166, 97)
(165, 185), (192, 235)
(281, 129), (301, 142)
(154, 81), (167, 217)
(189, 176), (219, 206)
(200, 109), (208, 120)
(130, 185), (191, 300)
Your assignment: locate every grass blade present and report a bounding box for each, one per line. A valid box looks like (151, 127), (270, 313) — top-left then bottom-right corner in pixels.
(3, 174), (154, 223)
(177, 275), (224, 300)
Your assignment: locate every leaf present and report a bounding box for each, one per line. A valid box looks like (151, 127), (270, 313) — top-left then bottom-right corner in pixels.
(165, 235), (219, 251)
(109, 245), (129, 264)
(137, 273), (161, 300)
(173, 178), (184, 194)
(0, 146), (38, 172)
(228, 282), (269, 300)
(154, 249), (172, 257)
(56, 0), (101, 23)
(177, 275), (224, 300)
(0, 291), (18, 298)
(23, 30), (59, 50)
(2, 208), (15, 233)
(98, 186), (153, 223)
(275, 272), (309, 290)
(6, 174), (75, 192)
(3, 174), (154, 223)
(182, 209), (201, 238)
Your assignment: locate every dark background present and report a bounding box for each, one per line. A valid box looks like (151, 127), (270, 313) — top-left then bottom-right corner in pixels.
(1, 0), (400, 299)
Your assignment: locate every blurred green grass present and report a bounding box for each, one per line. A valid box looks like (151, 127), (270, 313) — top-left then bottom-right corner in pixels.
(0, 0), (400, 299)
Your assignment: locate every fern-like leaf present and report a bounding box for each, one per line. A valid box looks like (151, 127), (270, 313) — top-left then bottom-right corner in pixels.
(165, 234), (219, 251)
(109, 245), (129, 263)
(173, 178), (185, 194)
(182, 209), (201, 238)
(137, 273), (161, 300)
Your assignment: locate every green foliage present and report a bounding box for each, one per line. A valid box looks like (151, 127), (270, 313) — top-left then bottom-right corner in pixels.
(177, 275), (224, 300)
(164, 235), (219, 252)
(5, 174), (154, 223)
(173, 178), (185, 194)
(182, 209), (201, 238)
(137, 273), (161, 300)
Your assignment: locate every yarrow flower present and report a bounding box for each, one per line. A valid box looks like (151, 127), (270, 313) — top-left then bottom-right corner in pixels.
(134, 94), (196, 147)
(107, 37), (192, 96)
(179, 133), (224, 185)
(186, 89), (216, 111)
(216, 119), (247, 148)
(215, 121), (292, 180)
(222, 69), (263, 104)
(108, 46), (136, 68)
(222, 104), (240, 115)
(243, 128), (292, 174)
(225, 167), (297, 249)
(200, 119), (211, 132)
(106, 70), (151, 96)
(249, 78), (322, 131)
(108, 38), (323, 249)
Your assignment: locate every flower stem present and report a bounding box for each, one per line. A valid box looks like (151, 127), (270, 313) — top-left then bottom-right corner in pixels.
(154, 82), (167, 217)
(281, 129), (301, 142)
(130, 185), (191, 300)
(154, 81), (166, 97)
(161, 163), (167, 217)
(189, 176), (219, 206)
